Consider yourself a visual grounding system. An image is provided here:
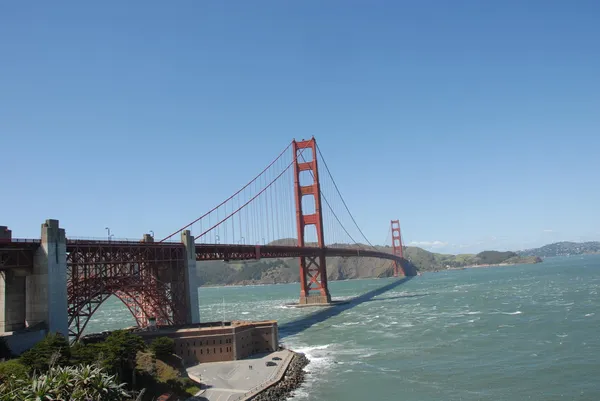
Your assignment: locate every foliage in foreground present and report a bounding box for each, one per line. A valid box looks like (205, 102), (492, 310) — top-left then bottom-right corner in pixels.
(2, 330), (200, 400)
(19, 333), (71, 373)
(0, 363), (131, 401)
(0, 359), (28, 382)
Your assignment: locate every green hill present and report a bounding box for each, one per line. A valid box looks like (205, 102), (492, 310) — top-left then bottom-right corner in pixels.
(518, 241), (600, 257)
(195, 242), (541, 286)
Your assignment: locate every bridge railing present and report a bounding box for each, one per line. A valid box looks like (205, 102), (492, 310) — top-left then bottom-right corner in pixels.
(1, 238), (41, 244)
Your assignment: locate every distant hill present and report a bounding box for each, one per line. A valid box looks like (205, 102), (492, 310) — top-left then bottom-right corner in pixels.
(518, 241), (600, 258)
(195, 240), (541, 287)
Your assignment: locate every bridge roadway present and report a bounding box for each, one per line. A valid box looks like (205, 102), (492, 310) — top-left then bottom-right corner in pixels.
(1, 234), (412, 339)
(1, 239), (406, 269)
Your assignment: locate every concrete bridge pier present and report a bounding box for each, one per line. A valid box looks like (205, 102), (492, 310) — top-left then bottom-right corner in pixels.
(26, 219), (68, 337)
(182, 230), (200, 324)
(0, 226), (27, 332)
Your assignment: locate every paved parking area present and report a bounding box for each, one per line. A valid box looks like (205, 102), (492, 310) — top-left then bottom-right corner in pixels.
(186, 350), (293, 401)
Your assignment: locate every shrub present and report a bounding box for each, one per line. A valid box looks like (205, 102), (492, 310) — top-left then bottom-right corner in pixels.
(0, 359), (28, 383)
(19, 333), (71, 373)
(150, 337), (175, 359)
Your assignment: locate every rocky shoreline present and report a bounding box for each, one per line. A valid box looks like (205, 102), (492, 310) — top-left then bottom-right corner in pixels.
(251, 352), (310, 401)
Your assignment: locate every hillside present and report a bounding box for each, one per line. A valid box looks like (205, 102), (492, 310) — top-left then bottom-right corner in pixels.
(195, 242), (541, 286)
(518, 241), (600, 258)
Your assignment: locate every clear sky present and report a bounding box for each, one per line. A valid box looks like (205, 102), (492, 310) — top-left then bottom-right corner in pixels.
(1, 1), (599, 254)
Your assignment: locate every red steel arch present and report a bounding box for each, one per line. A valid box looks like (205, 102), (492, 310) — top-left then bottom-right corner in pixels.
(66, 241), (188, 340)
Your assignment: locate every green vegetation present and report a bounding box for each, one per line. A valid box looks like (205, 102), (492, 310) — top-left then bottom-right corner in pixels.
(194, 241), (544, 285)
(150, 337), (175, 360)
(0, 331), (199, 401)
(197, 259), (297, 286)
(0, 359), (28, 382)
(101, 330), (146, 382)
(0, 363), (130, 401)
(476, 251), (518, 265)
(402, 248), (541, 272)
(518, 241), (600, 257)
(136, 351), (199, 397)
(19, 333), (71, 373)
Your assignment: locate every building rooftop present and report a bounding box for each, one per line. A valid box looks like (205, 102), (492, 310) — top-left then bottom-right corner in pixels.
(134, 320), (277, 335)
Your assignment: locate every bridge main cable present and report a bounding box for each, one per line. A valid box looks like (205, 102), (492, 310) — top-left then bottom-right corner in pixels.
(297, 151), (360, 246)
(159, 142), (292, 242)
(194, 146), (308, 242)
(316, 144), (377, 250)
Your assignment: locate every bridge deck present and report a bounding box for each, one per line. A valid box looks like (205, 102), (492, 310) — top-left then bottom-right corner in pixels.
(1, 239), (404, 265)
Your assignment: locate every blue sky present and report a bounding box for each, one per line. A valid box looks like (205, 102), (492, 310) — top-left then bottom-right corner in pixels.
(1, 1), (599, 254)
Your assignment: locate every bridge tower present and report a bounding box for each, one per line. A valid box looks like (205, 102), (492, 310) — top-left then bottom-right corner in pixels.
(391, 220), (405, 276)
(293, 137), (331, 304)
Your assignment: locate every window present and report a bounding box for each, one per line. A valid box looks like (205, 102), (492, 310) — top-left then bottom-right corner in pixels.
(214, 348), (216, 353)
(220, 347), (222, 353)
(220, 339), (222, 344)
(207, 349), (209, 354)
(200, 349), (203, 354)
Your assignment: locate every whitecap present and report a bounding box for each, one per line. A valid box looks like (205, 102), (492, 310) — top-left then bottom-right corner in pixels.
(501, 311), (522, 315)
(585, 313), (595, 317)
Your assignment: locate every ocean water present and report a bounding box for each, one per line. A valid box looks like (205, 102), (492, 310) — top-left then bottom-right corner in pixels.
(87, 255), (600, 400)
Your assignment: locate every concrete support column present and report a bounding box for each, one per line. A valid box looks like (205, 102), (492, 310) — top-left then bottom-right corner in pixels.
(0, 226), (11, 241)
(181, 230), (200, 324)
(0, 271), (26, 332)
(0, 225), (26, 332)
(26, 220), (68, 336)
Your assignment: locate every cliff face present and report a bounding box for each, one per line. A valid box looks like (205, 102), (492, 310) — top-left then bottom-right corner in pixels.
(195, 256), (395, 287)
(194, 245), (541, 286)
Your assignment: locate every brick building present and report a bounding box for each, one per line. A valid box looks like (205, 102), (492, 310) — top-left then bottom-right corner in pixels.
(137, 320), (278, 365)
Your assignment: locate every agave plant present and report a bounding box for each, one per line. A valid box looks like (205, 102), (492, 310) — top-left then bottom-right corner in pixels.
(0, 362), (131, 401)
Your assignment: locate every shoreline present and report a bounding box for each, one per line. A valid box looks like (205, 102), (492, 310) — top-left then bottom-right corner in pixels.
(447, 260), (542, 270)
(185, 349), (309, 401)
(251, 351), (309, 401)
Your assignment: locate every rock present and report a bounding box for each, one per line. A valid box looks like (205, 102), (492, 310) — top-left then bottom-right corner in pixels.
(251, 352), (310, 401)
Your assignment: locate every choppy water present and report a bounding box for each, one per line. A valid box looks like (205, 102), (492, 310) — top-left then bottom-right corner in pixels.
(88, 255), (600, 400)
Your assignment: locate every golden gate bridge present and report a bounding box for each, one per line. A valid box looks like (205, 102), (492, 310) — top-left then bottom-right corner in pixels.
(0, 137), (411, 340)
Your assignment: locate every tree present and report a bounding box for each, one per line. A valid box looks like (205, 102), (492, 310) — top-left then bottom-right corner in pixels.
(150, 337), (175, 360)
(19, 333), (71, 373)
(101, 330), (146, 384)
(70, 342), (105, 366)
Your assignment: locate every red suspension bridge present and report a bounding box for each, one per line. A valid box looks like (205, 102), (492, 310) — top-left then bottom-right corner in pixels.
(0, 137), (412, 340)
